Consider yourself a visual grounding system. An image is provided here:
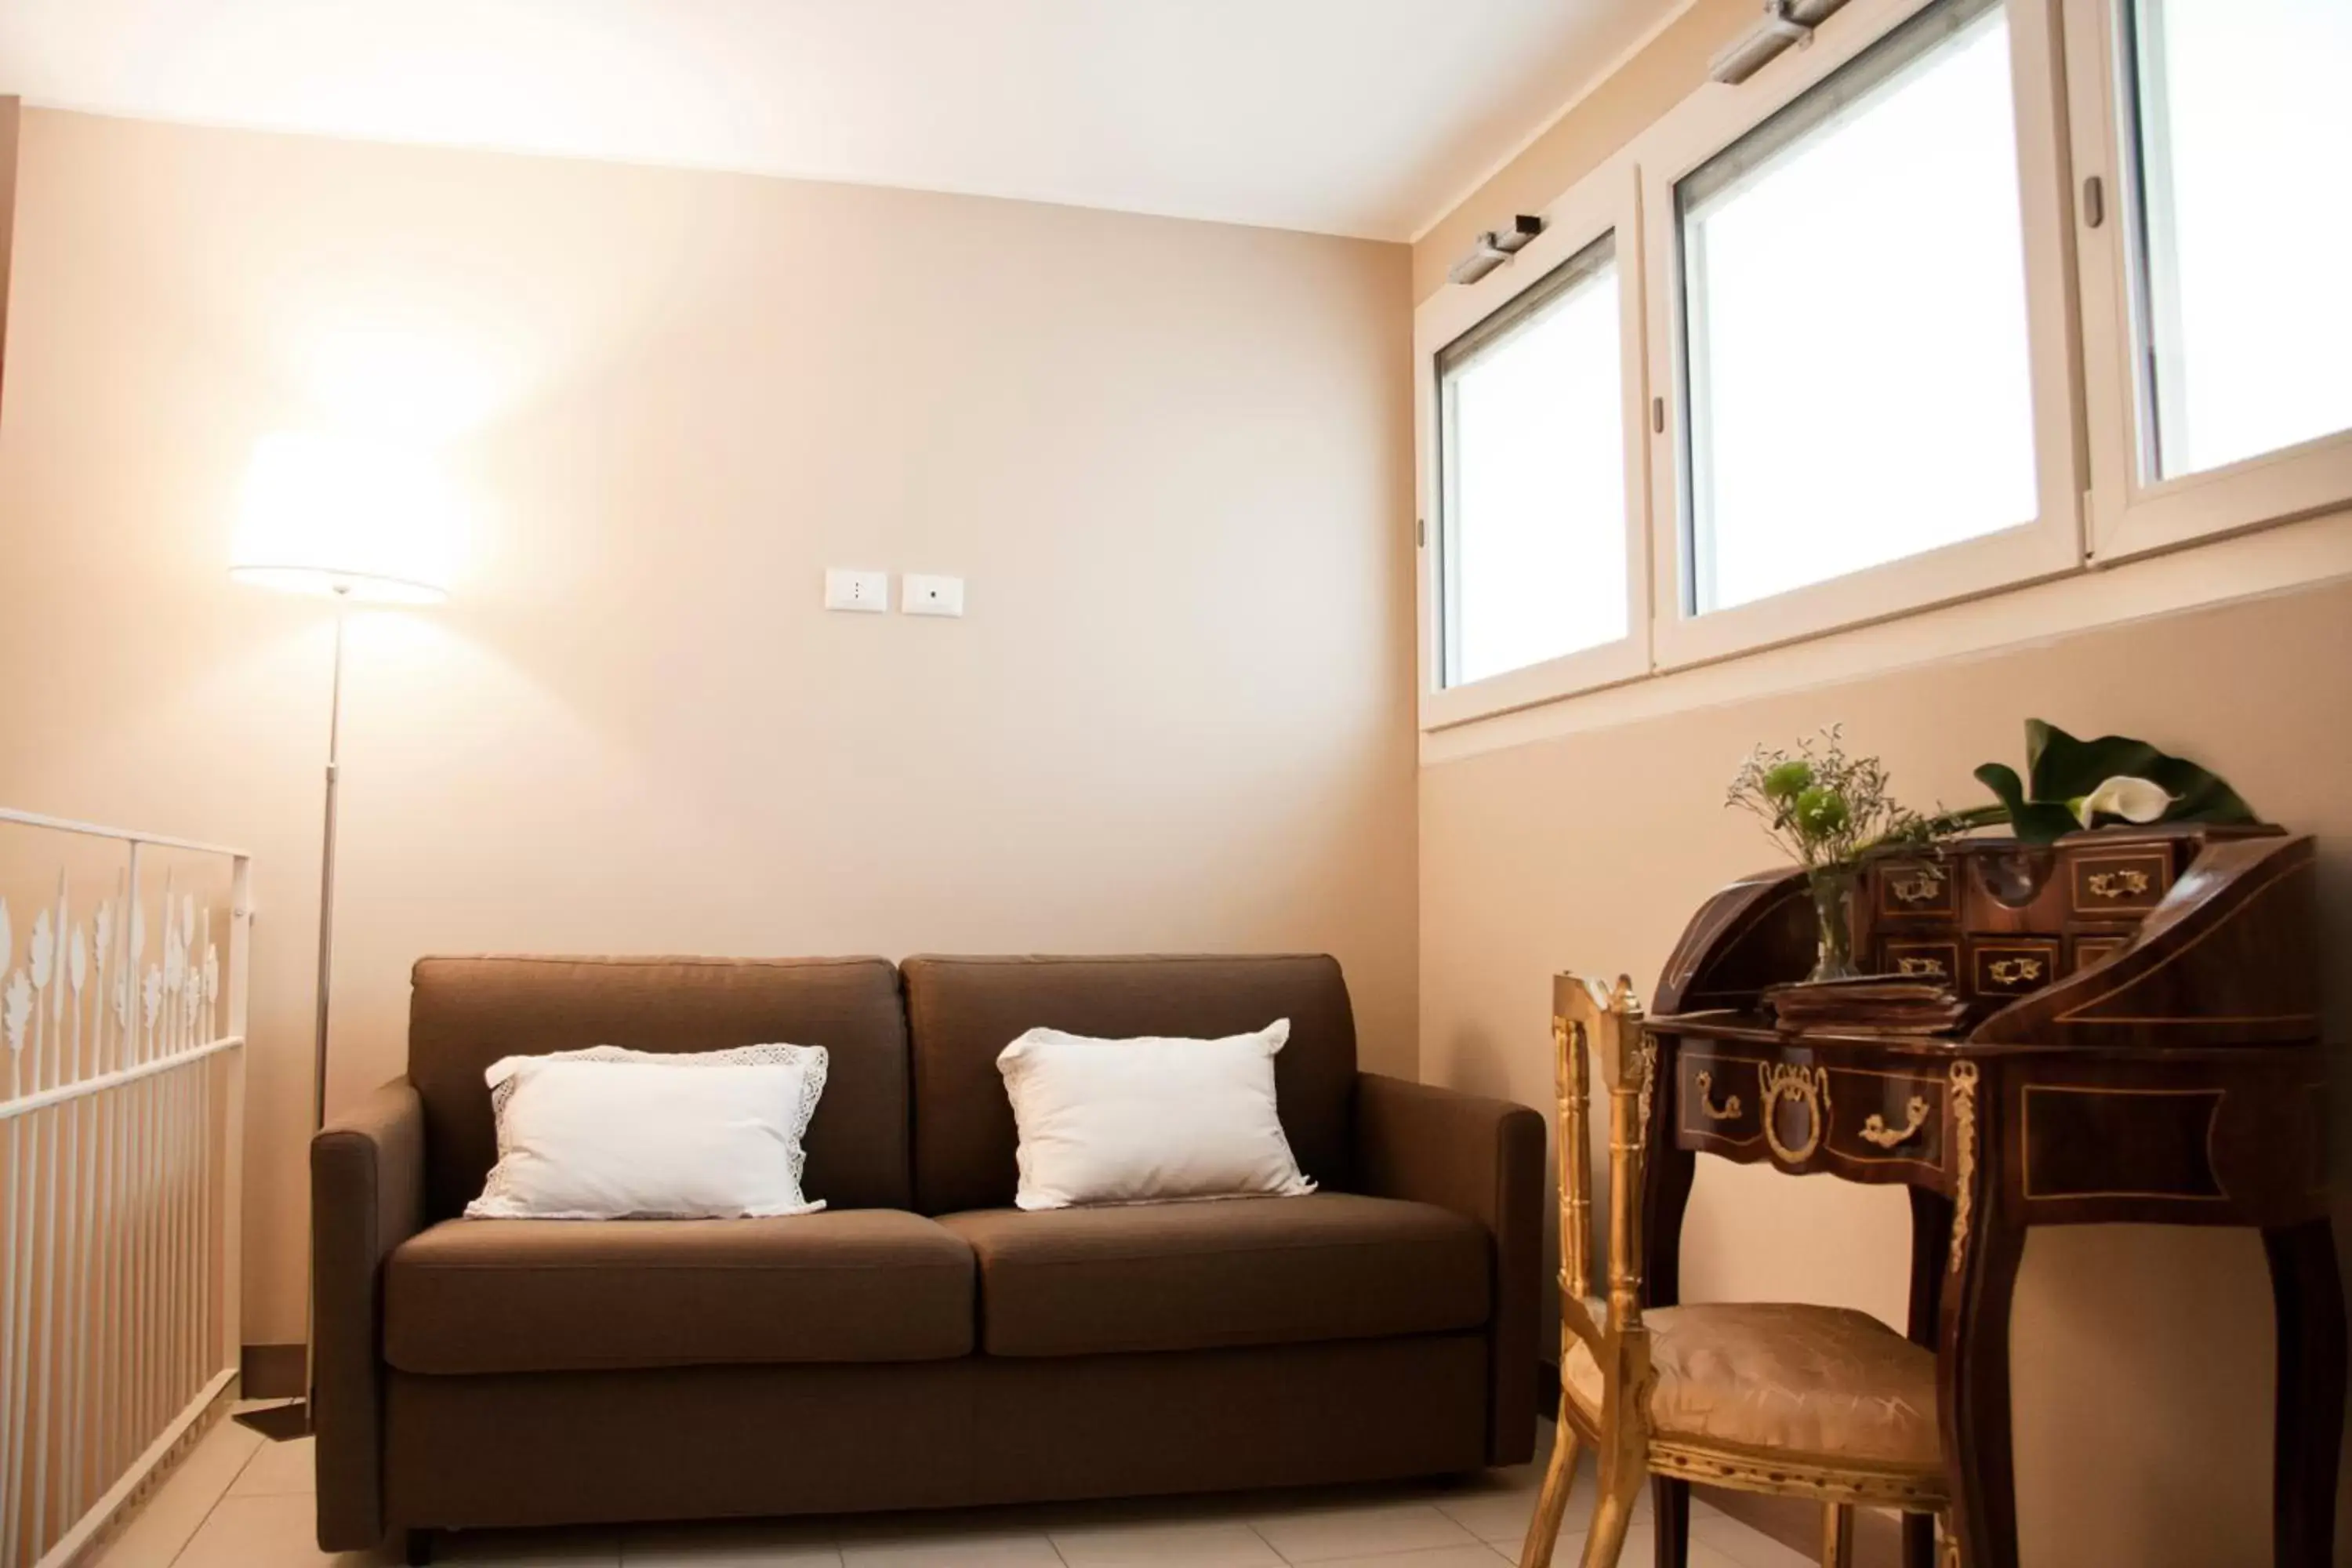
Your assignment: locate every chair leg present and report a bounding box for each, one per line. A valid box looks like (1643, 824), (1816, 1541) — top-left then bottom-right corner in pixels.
(1575, 1446), (1646, 1568)
(1820, 1504), (1854, 1568)
(1518, 1403), (1583, 1568)
(1900, 1511), (1938, 1568)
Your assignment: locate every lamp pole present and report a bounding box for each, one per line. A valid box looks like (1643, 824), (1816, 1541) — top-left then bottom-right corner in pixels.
(227, 430), (453, 1442)
(314, 584), (347, 1133)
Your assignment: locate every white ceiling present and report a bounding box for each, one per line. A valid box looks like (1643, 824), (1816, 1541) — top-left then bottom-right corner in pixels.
(0, 0), (1681, 240)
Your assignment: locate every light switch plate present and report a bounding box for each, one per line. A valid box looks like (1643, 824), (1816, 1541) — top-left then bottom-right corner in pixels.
(902, 573), (965, 617)
(824, 568), (889, 613)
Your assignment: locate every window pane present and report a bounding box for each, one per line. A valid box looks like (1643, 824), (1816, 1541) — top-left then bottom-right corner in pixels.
(2129, 0), (2352, 480)
(1438, 237), (1627, 688)
(1678, 0), (2038, 614)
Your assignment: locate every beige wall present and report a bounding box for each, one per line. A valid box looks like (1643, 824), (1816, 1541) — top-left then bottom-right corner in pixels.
(0, 107), (1419, 1343)
(1412, 9), (2352, 1565)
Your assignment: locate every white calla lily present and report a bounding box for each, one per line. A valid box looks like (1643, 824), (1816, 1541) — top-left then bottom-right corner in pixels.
(2071, 775), (2172, 829)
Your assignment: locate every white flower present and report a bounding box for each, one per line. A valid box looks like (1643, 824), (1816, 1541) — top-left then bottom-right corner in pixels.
(142, 967), (162, 1029)
(93, 902), (111, 968)
(2072, 775), (2173, 829)
(68, 928), (86, 995)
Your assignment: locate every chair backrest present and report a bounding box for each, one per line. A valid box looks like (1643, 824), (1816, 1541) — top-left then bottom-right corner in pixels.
(900, 953), (1359, 1215)
(1552, 971), (1650, 1345)
(408, 954), (914, 1220)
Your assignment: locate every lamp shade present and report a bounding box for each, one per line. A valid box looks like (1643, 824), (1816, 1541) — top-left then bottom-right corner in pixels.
(229, 431), (458, 603)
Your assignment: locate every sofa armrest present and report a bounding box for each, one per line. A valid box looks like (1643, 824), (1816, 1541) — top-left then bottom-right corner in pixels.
(311, 1077), (426, 1550)
(1352, 1072), (1545, 1465)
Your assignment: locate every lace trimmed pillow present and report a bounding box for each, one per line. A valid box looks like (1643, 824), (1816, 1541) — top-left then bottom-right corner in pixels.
(466, 1043), (830, 1220)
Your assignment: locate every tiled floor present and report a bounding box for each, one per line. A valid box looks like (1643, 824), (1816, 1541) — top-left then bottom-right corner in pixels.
(94, 1413), (1815, 1568)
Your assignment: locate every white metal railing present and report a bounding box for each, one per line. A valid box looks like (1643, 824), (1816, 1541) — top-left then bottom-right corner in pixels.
(0, 810), (248, 1568)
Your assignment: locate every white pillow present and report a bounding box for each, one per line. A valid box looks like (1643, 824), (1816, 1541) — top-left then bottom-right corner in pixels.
(995, 1019), (1315, 1210)
(466, 1043), (829, 1220)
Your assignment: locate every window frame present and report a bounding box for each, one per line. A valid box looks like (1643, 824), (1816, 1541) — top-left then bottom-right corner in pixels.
(1635, 0), (2085, 672)
(1414, 156), (1651, 730)
(2063, 0), (2352, 564)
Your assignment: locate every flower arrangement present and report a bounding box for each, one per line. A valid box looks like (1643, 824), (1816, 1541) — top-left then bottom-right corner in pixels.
(1726, 726), (1940, 981)
(1726, 726), (1931, 873)
(1726, 720), (2258, 985)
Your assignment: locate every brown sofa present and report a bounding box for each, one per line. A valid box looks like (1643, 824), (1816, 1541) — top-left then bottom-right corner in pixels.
(311, 953), (1544, 1557)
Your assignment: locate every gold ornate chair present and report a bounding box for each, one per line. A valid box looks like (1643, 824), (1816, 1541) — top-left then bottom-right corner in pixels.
(1519, 974), (1951, 1568)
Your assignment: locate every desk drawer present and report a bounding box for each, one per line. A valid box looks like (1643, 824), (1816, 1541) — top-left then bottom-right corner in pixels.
(1880, 938), (1960, 985)
(1824, 1068), (1946, 1168)
(1971, 937), (2062, 998)
(1676, 1051), (1764, 1151)
(2067, 845), (2172, 916)
(1875, 858), (1957, 920)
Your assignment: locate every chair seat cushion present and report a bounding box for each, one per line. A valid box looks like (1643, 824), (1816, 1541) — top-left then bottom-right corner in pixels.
(1563, 1302), (1940, 1470)
(935, 1192), (1489, 1357)
(384, 1210), (974, 1374)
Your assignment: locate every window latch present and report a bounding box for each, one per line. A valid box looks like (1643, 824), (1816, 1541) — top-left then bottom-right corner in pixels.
(2082, 175), (2105, 230)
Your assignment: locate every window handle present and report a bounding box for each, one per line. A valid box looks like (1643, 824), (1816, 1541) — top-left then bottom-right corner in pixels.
(2082, 175), (2105, 230)
(1652, 397), (1665, 434)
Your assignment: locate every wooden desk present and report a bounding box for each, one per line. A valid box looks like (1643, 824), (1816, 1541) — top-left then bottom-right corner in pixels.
(1639, 833), (2342, 1568)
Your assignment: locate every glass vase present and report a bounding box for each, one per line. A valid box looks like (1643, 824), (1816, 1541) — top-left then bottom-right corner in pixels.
(1805, 864), (1860, 984)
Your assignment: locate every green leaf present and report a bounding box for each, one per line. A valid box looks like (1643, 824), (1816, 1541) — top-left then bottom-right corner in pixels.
(2021, 720), (2256, 827)
(1973, 762), (2078, 845)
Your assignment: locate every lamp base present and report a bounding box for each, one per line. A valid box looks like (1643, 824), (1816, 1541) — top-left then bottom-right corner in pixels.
(232, 1399), (312, 1442)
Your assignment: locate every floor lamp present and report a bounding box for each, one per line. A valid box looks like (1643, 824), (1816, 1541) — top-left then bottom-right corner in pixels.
(226, 431), (455, 1439)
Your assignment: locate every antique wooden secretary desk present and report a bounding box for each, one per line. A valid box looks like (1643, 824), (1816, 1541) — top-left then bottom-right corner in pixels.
(1638, 826), (2342, 1568)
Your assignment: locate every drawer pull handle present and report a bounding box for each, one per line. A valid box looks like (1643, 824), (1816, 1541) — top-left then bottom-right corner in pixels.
(1693, 1071), (1743, 1122)
(1889, 870), (1944, 905)
(1895, 955), (1947, 978)
(2085, 869), (2151, 898)
(1988, 956), (2044, 985)
(1860, 1095), (1933, 1149)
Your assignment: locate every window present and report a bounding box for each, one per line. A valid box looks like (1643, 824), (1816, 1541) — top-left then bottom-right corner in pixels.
(1436, 237), (1627, 687)
(2123, 0), (2352, 482)
(1411, 0), (2352, 733)
(1676, 0), (2038, 614)
(1414, 159), (1648, 724)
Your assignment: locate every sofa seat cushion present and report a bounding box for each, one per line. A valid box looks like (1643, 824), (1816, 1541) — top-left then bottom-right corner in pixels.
(936, 1192), (1489, 1357)
(384, 1210), (974, 1374)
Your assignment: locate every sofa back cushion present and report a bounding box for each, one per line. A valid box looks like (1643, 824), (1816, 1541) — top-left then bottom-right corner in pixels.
(900, 954), (1356, 1215)
(409, 955), (910, 1220)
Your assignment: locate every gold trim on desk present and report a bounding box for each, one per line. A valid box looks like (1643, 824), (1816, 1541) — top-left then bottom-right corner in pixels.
(1860, 1096), (1932, 1149)
(1948, 1062), (1979, 1276)
(1693, 1070), (1742, 1121)
(1759, 1063), (1831, 1165)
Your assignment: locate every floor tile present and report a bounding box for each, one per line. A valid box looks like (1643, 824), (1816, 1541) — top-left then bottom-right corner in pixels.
(1246, 1500), (1480, 1563)
(1516, 1521), (1753, 1568)
(621, 1518), (842, 1565)
(1279, 1546), (1512, 1568)
(1433, 1479), (1588, 1548)
(1690, 1515), (1817, 1568)
(835, 1527), (1063, 1567)
(172, 1492), (383, 1567)
(229, 1434), (319, 1497)
(90, 1417), (264, 1568)
(1051, 1516), (1283, 1566)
